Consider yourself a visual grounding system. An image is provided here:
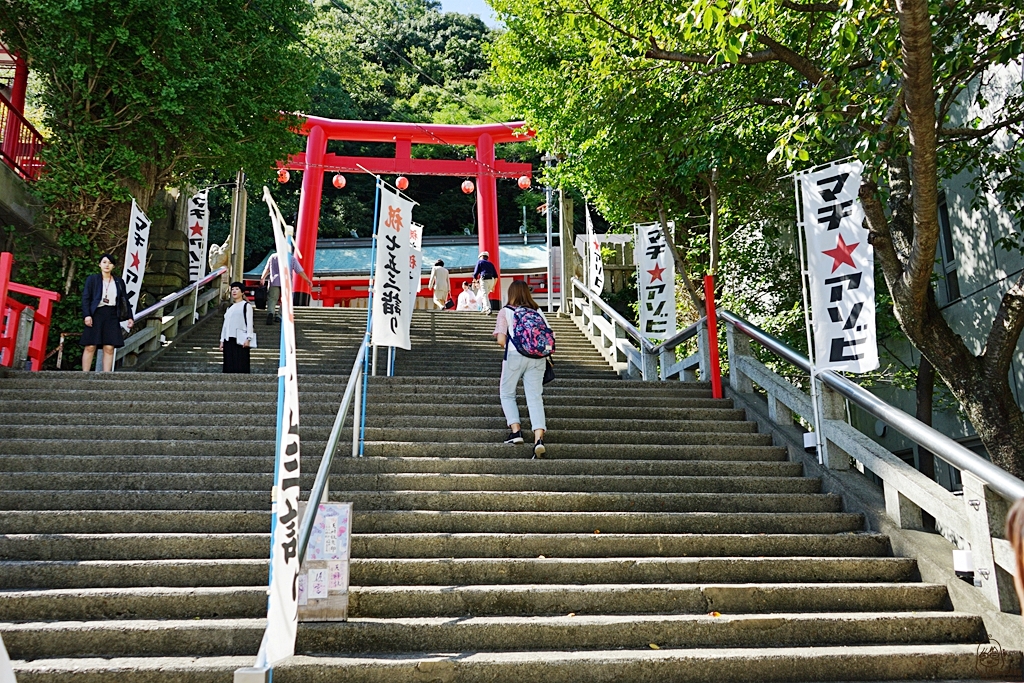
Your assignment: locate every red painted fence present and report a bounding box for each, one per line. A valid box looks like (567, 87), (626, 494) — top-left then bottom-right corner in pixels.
(0, 92), (44, 181)
(0, 252), (60, 370)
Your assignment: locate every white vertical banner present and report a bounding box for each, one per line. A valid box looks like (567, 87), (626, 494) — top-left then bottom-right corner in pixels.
(799, 160), (878, 373)
(121, 199), (151, 316)
(404, 247), (423, 334)
(585, 205), (604, 293)
(186, 190), (210, 284)
(635, 221), (676, 339)
(371, 185), (414, 350)
(0, 633), (15, 683)
(256, 187), (303, 668)
(409, 222), (424, 250)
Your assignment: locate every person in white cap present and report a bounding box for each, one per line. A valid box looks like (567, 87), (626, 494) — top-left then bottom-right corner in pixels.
(472, 251), (498, 315)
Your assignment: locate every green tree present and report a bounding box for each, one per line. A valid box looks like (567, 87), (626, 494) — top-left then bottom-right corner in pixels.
(491, 0), (1024, 477)
(0, 0), (316, 258)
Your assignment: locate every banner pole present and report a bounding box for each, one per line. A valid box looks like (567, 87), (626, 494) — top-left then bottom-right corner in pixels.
(795, 173), (825, 465)
(359, 180), (381, 456)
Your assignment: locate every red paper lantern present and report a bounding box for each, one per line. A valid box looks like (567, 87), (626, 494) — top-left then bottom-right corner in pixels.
(461, 180), (475, 194)
(518, 175), (531, 190)
(332, 174), (346, 189)
(276, 169), (290, 184)
(395, 176), (409, 190)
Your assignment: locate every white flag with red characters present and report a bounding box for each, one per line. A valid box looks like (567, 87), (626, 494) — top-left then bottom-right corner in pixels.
(585, 205), (604, 293)
(635, 221), (676, 340)
(186, 190), (210, 284)
(799, 160), (878, 373)
(372, 184), (414, 350)
(121, 200), (151, 317)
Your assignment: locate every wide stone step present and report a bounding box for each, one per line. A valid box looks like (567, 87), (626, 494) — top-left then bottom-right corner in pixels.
(0, 582), (949, 621)
(0, 455), (800, 478)
(0, 612), (984, 659)
(0, 490), (841, 513)
(0, 510), (865, 536)
(0, 531), (886, 561)
(0, 391), (725, 410)
(0, 472), (817, 495)
(10, 645), (1021, 683)
(0, 556), (915, 589)
(0, 413), (759, 434)
(346, 582), (951, 618)
(0, 425), (773, 447)
(345, 532), (888, 559)
(0, 439), (785, 462)
(0, 401), (747, 422)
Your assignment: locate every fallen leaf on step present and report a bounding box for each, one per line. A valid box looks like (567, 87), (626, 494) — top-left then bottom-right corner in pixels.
(567, 613), (575, 617)
(649, 644), (660, 650)
(594, 530), (601, 534)
(538, 555), (545, 559)
(708, 611), (721, 617)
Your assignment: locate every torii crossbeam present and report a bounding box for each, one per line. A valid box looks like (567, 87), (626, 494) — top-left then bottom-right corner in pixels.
(284, 116), (535, 304)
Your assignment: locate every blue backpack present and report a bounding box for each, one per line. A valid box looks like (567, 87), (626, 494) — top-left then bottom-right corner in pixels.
(507, 306), (555, 358)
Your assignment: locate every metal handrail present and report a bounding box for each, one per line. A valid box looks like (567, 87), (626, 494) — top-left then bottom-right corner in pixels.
(296, 328), (370, 563)
(719, 308), (1024, 503)
(571, 277), (652, 350)
(650, 318), (705, 355)
(128, 266), (226, 325)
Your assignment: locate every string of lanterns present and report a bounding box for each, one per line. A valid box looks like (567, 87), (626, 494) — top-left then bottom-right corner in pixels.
(277, 171), (532, 195)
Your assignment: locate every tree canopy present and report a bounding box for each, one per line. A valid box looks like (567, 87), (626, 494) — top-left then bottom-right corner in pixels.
(490, 0), (1024, 475)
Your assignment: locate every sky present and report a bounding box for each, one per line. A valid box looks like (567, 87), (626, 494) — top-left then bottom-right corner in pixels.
(439, 0), (500, 27)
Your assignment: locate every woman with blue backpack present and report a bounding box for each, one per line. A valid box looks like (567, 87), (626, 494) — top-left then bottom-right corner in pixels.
(493, 280), (556, 458)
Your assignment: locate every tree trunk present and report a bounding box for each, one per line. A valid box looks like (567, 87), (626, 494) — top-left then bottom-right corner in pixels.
(708, 167), (720, 276)
(657, 201), (704, 313)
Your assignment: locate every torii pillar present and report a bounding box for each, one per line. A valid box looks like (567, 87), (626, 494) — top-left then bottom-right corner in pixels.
(285, 118), (534, 306)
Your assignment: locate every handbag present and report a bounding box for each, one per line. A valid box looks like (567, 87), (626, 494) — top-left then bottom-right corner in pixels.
(116, 281), (133, 322)
(543, 356), (555, 385)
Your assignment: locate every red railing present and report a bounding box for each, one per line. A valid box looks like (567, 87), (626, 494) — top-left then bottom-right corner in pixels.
(0, 92), (43, 181)
(0, 252), (60, 370)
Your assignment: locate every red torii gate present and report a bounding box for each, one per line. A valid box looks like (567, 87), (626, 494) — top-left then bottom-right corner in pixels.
(284, 116), (535, 305)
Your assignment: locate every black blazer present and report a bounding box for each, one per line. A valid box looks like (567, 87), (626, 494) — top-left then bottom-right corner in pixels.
(82, 273), (130, 318)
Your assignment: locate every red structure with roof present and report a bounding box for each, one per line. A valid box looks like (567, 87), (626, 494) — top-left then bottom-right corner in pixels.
(282, 116), (535, 305)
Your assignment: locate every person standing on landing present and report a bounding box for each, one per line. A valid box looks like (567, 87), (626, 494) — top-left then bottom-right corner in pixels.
(80, 253), (135, 372)
(493, 280), (552, 458)
(220, 282), (255, 373)
(261, 252), (312, 324)
(428, 259), (450, 309)
(473, 251), (498, 315)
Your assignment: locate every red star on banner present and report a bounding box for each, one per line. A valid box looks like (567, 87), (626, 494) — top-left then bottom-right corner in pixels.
(130, 251), (140, 269)
(189, 222), (204, 236)
(647, 263), (666, 282)
(822, 234), (859, 272)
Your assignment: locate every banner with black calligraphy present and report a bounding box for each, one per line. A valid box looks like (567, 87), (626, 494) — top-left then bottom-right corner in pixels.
(186, 190), (210, 284)
(255, 187), (303, 667)
(798, 160), (878, 373)
(635, 221), (676, 340)
(586, 205), (604, 293)
(371, 184), (414, 350)
(121, 200), (151, 318)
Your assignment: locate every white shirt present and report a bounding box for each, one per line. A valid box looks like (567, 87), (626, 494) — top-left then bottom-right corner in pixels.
(221, 300), (255, 343)
(429, 265), (450, 292)
(456, 290), (478, 311)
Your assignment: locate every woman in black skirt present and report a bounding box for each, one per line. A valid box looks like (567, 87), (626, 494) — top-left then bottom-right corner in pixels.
(220, 281), (254, 373)
(80, 253), (134, 372)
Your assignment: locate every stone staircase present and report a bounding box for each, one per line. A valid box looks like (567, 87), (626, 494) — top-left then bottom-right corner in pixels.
(0, 309), (1019, 681)
(146, 307), (618, 379)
